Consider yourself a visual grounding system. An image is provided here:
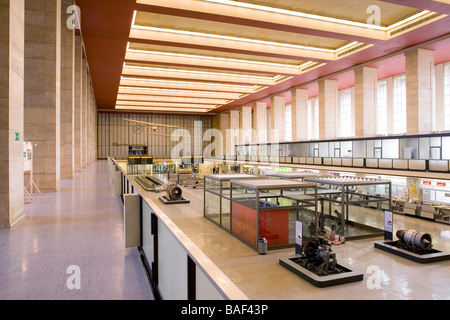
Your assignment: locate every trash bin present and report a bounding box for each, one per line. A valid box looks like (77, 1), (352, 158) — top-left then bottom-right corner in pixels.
(257, 238), (268, 255)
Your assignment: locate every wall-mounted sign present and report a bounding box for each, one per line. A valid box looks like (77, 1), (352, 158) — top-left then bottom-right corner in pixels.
(14, 132), (20, 141)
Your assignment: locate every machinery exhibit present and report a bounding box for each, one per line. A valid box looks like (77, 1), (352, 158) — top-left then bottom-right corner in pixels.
(296, 237), (344, 276)
(159, 184), (190, 205)
(375, 228), (450, 263)
(396, 229), (433, 253)
(279, 236), (364, 288)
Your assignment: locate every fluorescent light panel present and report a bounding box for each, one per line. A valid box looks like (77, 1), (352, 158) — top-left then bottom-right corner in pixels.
(116, 100), (218, 109)
(116, 106), (211, 113)
(126, 47), (306, 70)
(131, 24), (336, 53)
(120, 77), (258, 93)
(118, 86), (242, 100)
(116, 94), (228, 105)
(122, 64), (280, 85)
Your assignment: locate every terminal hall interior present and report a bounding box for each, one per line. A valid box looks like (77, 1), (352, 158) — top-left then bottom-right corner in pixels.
(1, 0), (450, 301)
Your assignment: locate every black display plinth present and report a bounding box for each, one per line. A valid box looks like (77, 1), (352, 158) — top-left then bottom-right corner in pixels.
(374, 240), (450, 264)
(159, 196), (190, 205)
(279, 255), (364, 288)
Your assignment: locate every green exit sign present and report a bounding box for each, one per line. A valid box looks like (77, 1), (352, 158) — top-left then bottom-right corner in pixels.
(14, 132), (20, 141)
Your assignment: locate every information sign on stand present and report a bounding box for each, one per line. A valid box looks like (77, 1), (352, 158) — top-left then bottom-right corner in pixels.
(295, 220), (302, 255)
(24, 142), (41, 196)
(384, 210), (393, 241)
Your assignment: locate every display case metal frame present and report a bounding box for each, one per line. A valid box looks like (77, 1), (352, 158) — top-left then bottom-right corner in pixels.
(265, 172), (329, 181)
(203, 174), (262, 231)
(304, 176), (392, 240)
(229, 179), (318, 251)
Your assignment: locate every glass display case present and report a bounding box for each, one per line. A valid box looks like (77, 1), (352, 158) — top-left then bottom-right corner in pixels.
(204, 174), (262, 231)
(304, 176), (391, 240)
(229, 179), (318, 251)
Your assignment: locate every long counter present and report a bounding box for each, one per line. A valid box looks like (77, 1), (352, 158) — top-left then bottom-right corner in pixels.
(109, 158), (450, 300)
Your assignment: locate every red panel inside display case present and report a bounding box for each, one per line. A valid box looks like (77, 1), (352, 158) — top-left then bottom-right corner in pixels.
(232, 202), (289, 247)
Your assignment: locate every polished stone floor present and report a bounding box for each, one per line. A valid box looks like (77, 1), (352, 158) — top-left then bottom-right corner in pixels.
(0, 161), (153, 300)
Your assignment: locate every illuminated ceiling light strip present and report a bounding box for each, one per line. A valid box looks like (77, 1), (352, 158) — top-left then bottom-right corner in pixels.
(201, 0), (385, 30)
(201, 0), (431, 32)
(118, 88), (241, 101)
(116, 94), (230, 105)
(122, 63), (279, 81)
(131, 25), (335, 53)
(116, 100), (219, 109)
(126, 47), (303, 69)
(118, 85), (242, 99)
(386, 10), (431, 30)
(120, 76), (257, 92)
(335, 41), (361, 53)
(116, 106), (211, 113)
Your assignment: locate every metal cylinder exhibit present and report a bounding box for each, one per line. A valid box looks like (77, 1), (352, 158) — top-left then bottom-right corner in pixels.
(166, 184), (183, 201)
(396, 229), (433, 250)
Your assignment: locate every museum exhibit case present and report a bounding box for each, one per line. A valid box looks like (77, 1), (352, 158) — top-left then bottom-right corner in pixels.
(204, 174), (262, 230)
(303, 176), (392, 240)
(229, 179), (318, 251)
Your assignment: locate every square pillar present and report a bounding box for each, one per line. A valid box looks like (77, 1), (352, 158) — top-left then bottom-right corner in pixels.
(269, 95), (285, 143)
(291, 89), (308, 141)
(0, 0), (25, 227)
(318, 79), (338, 140)
(239, 106), (252, 145)
(24, 0), (61, 192)
(253, 102), (267, 144)
(405, 48), (435, 135)
(227, 110), (240, 156)
(81, 57), (87, 168)
(60, 0), (75, 178)
(355, 67), (378, 137)
(73, 35), (82, 171)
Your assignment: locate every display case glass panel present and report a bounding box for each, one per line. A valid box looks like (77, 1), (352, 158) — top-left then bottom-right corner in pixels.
(230, 179), (318, 250)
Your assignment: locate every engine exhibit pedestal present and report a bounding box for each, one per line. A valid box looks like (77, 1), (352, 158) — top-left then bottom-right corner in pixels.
(159, 184), (190, 205)
(279, 255), (363, 288)
(374, 240), (450, 264)
(279, 237), (363, 288)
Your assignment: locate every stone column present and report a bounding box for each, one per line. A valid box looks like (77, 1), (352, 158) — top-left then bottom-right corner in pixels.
(81, 57), (87, 168)
(86, 76), (91, 165)
(253, 101), (267, 144)
(24, 0), (61, 192)
(318, 79), (338, 140)
(239, 106), (252, 145)
(0, 0), (25, 227)
(73, 35), (82, 171)
(60, 0), (75, 178)
(227, 110), (240, 156)
(354, 67), (377, 137)
(269, 95), (285, 143)
(435, 63), (445, 132)
(291, 89), (308, 141)
(405, 48), (435, 135)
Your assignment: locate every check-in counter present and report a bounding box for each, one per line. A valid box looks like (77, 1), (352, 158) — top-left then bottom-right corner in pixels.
(404, 201), (418, 217)
(409, 160), (426, 171)
(379, 159), (393, 169)
(429, 160), (449, 172)
(419, 203), (436, 220)
(436, 206), (450, 224)
(393, 159), (408, 170)
(366, 158), (379, 168)
(353, 158), (365, 167)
